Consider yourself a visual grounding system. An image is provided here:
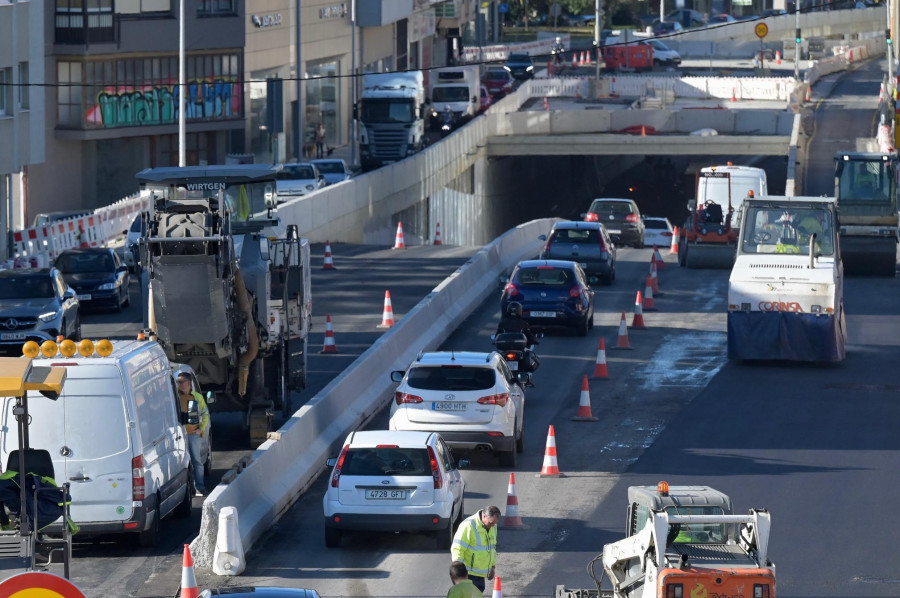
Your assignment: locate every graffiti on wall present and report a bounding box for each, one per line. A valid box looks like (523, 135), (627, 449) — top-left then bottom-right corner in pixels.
(85, 79), (243, 128)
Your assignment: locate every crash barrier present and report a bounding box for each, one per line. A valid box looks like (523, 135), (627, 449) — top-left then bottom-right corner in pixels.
(461, 34), (567, 64)
(189, 217), (559, 569)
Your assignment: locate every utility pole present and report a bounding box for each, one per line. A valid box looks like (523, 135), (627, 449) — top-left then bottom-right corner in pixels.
(178, 0), (185, 166)
(351, 0), (358, 168)
(794, 1), (800, 81)
(295, 0), (303, 161)
(594, 0), (602, 80)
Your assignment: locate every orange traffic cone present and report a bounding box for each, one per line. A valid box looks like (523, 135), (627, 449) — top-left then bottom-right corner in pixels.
(649, 260), (661, 296)
(543, 96), (549, 110)
(572, 375), (599, 421)
(643, 276), (657, 311)
(572, 53), (578, 67)
(322, 241), (336, 270)
(492, 576), (504, 598)
(434, 222), (443, 245)
(669, 226), (680, 255)
(180, 544), (199, 598)
(579, 51), (585, 65)
(613, 311), (632, 349)
(393, 221), (406, 249)
(653, 244), (666, 269)
(377, 290), (395, 328)
(593, 338), (609, 379)
(632, 291), (646, 329)
(321, 314), (339, 353)
(500, 472), (528, 529)
(775, 50), (782, 64)
(804, 85), (811, 103)
(731, 87), (737, 102)
(540, 425), (563, 477)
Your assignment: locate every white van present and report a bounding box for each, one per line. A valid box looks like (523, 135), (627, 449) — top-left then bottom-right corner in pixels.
(696, 164), (768, 230)
(0, 338), (192, 547)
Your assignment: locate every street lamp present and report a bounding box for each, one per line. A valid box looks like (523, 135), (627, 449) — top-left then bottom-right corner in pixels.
(178, 0), (185, 166)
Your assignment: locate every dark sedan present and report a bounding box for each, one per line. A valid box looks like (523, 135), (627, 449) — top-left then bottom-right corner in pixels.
(55, 247), (130, 312)
(583, 198), (645, 248)
(504, 53), (535, 80)
(500, 260), (595, 336)
(540, 221), (616, 285)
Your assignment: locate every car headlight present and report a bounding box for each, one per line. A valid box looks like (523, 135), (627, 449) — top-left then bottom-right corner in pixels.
(526, 65), (534, 71)
(503, 66), (512, 72)
(306, 184), (314, 191)
(98, 282), (117, 290)
(38, 310), (59, 322)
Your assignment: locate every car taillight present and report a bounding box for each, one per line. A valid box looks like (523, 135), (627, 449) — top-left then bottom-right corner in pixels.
(477, 393), (509, 407)
(625, 213), (639, 223)
(504, 283), (519, 297)
(132, 456), (145, 500)
(505, 352), (520, 360)
(662, 231), (673, 237)
(395, 391), (423, 404)
(331, 445), (349, 488)
(427, 446), (443, 489)
(584, 212), (599, 222)
(569, 285), (583, 298)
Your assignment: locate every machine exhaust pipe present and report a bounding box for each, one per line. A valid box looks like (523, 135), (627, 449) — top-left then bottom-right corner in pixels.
(234, 268), (259, 396)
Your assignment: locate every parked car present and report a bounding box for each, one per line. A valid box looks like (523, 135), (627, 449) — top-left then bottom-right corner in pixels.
(582, 198), (646, 248)
(275, 163), (326, 198)
(500, 259), (596, 336)
(666, 8), (707, 27)
(642, 216), (675, 248)
(55, 247), (130, 312)
(539, 221), (616, 285)
(479, 85), (492, 114)
(651, 20), (685, 36)
(504, 53), (535, 80)
(31, 210), (91, 228)
(708, 13), (737, 23)
(389, 351), (527, 467)
(482, 68), (515, 98)
(645, 39), (682, 65)
(310, 158), (353, 185)
(0, 267), (80, 350)
(762, 8), (787, 16)
(323, 429), (467, 548)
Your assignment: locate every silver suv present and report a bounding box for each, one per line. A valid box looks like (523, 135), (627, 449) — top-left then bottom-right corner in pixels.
(0, 268), (80, 351)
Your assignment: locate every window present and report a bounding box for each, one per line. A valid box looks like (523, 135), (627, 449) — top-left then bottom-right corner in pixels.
(18, 63), (29, 110)
(57, 61), (83, 127)
(0, 68), (11, 116)
(197, 0), (234, 15)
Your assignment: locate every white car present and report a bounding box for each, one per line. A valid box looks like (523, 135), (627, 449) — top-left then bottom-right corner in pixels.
(644, 39), (682, 66)
(310, 158), (353, 185)
(323, 430), (467, 549)
(275, 163), (326, 198)
(643, 216), (675, 248)
(389, 351), (526, 467)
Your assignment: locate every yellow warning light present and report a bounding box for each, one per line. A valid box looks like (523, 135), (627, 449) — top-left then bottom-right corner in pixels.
(748, 190), (755, 198)
(22, 341), (40, 359)
(657, 481), (670, 496)
(77, 339), (95, 357)
(40, 340), (59, 358)
(96, 339), (114, 357)
(59, 339), (77, 357)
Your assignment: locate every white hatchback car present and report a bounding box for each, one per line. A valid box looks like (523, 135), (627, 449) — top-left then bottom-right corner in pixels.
(643, 216), (675, 248)
(323, 430), (467, 549)
(275, 162), (326, 198)
(389, 351), (527, 468)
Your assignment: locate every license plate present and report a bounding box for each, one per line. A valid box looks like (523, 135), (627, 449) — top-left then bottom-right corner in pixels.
(530, 311), (556, 318)
(432, 402), (467, 411)
(0, 332), (26, 340)
(507, 361), (518, 371)
(365, 489), (407, 500)
(607, 229), (621, 234)
(77, 294), (92, 301)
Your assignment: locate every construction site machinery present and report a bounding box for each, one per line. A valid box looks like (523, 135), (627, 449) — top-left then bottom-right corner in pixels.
(555, 482), (775, 598)
(834, 151), (898, 276)
(728, 195), (846, 363)
(136, 165), (312, 447)
(679, 164), (768, 269)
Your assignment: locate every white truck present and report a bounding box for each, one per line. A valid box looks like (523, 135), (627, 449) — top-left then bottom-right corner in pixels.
(358, 71), (427, 172)
(727, 195), (846, 362)
(427, 65), (481, 133)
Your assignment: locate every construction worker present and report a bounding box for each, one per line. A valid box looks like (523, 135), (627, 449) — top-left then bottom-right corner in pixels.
(177, 372), (210, 496)
(777, 210), (831, 254)
(451, 506), (501, 592)
(447, 561), (484, 598)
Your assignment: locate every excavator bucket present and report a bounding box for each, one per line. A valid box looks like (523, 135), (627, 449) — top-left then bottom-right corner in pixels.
(683, 243), (736, 269)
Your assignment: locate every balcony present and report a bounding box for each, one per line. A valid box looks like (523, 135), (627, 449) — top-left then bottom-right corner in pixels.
(55, 9), (116, 45)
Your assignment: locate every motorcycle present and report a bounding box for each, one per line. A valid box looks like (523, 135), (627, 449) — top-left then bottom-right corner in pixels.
(492, 331), (541, 387)
(439, 105), (455, 138)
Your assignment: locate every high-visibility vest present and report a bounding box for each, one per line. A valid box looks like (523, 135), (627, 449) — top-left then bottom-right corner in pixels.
(450, 510), (497, 577)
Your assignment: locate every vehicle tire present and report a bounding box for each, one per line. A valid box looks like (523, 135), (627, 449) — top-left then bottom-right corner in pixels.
(516, 420), (525, 453)
(204, 452), (212, 479)
(72, 316), (81, 341)
(113, 292), (123, 312)
(588, 311), (594, 330)
(138, 503), (161, 547)
(123, 288), (131, 308)
(325, 526), (342, 548)
(634, 237), (644, 249)
(679, 243), (687, 267)
(174, 474), (193, 519)
(435, 520), (454, 549)
(499, 445), (517, 468)
(576, 316), (589, 337)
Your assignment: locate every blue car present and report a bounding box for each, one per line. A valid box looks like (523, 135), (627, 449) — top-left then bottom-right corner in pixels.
(500, 260), (595, 336)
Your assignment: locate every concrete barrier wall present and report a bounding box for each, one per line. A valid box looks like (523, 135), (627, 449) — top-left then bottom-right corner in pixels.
(189, 217), (560, 569)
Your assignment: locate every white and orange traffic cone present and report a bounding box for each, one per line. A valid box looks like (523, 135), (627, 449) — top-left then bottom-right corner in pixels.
(649, 260), (661, 296)
(180, 544), (199, 598)
(805, 85), (811, 103)
(669, 226), (680, 255)
(643, 276), (657, 311)
(499, 472), (528, 529)
(321, 314), (339, 353)
(377, 290), (395, 328)
(434, 222), (443, 245)
(632, 291), (646, 329)
(775, 50), (782, 64)
(613, 311), (632, 349)
(593, 337), (609, 379)
(492, 576), (504, 598)
(572, 375), (598, 422)
(540, 425), (563, 477)
(322, 241), (336, 270)
(393, 221), (406, 249)
(572, 53), (578, 67)
(653, 244), (666, 269)
(731, 87), (737, 102)
(543, 96), (549, 110)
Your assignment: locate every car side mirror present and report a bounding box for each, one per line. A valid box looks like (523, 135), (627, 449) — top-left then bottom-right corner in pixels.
(326, 457), (337, 467)
(390, 370), (404, 383)
(205, 390), (216, 405)
(186, 399), (200, 426)
(63, 288), (75, 300)
(579, 213), (587, 219)
(687, 199), (696, 211)
(498, 275), (509, 288)
(538, 234), (547, 241)
(456, 458), (469, 470)
(516, 372), (530, 385)
(472, 96), (478, 103)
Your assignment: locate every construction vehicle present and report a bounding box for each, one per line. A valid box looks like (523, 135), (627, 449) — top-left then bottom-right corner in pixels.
(834, 151), (898, 276)
(678, 164), (768, 269)
(136, 165), (312, 446)
(358, 71), (427, 172)
(554, 481), (776, 598)
(728, 195), (846, 362)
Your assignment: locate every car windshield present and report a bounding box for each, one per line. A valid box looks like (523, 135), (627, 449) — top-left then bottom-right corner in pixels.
(342, 447), (430, 476)
(433, 86), (471, 103)
(406, 366), (496, 391)
(56, 252), (114, 273)
(591, 201), (635, 215)
(515, 267), (574, 286)
(650, 40), (671, 51)
(313, 162), (344, 174)
(551, 229), (599, 243)
(644, 220), (670, 230)
(278, 165), (316, 180)
(360, 98), (415, 124)
(665, 505), (730, 544)
(483, 71), (509, 81)
(508, 54), (531, 64)
(0, 276), (55, 299)
(741, 206), (835, 256)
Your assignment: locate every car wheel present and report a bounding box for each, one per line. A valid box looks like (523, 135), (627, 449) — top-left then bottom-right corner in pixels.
(174, 473), (193, 518)
(588, 311), (595, 330)
(325, 526), (342, 548)
(679, 243), (688, 267)
(516, 420), (525, 453)
(634, 238), (644, 249)
(71, 316), (81, 341)
(576, 315), (589, 337)
(499, 445), (517, 468)
(138, 501), (161, 547)
(123, 286), (131, 308)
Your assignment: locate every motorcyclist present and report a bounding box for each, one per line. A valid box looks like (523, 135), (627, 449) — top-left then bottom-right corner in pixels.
(552, 37), (565, 64)
(496, 302), (540, 379)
